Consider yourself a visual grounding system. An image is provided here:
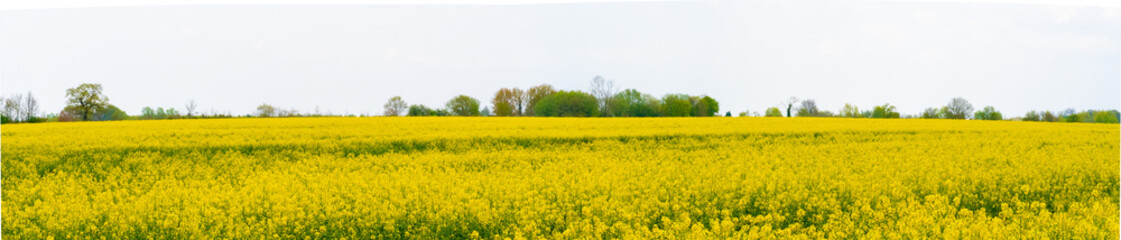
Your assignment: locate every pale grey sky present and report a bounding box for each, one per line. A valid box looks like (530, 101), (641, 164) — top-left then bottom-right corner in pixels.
(1, 1), (1118, 116)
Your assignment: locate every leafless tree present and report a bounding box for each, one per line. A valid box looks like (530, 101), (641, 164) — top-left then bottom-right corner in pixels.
(798, 99), (819, 117)
(4, 94), (23, 122)
(589, 75), (617, 116)
(185, 100), (198, 118)
(383, 96), (407, 116)
(22, 92), (37, 121)
(945, 97), (974, 119)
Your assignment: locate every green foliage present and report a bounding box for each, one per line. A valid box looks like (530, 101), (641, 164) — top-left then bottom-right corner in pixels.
(446, 95), (481, 116)
(1092, 111), (1118, 123)
(725, 111), (732, 117)
(920, 107), (940, 119)
(1064, 113), (1082, 123)
(524, 84), (557, 116)
(973, 106), (1002, 121)
(1, 115), (9, 124)
(534, 91), (599, 117)
(1023, 111), (1041, 121)
(95, 105), (129, 121)
(764, 107), (783, 117)
(692, 96), (720, 117)
(256, 104), (277, 118)
(1041, 111), (1058, 122)
(493, 101), (514, 117)
(491, 88), (523, 117)
(140, 106), (178, 120)
(407, 105), (433, 116)
(141, 107), (155, 119)
(660, 94), (693, 117)
(608, 89), (661, 117)
(871, 104), (900, 119)
(841, 104), (862, 118)
(25, 116), (45, 123)
(166, 108), (181, 118)
(65, 83), (110, 121)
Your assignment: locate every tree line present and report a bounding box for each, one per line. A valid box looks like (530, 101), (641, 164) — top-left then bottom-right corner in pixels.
(387, 76), (720, 118)
(1, 80), (1118, 124)
(745, 96), (1119, 123)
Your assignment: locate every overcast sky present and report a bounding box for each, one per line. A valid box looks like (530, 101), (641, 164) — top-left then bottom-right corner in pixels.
(1, 0), (1118, 116)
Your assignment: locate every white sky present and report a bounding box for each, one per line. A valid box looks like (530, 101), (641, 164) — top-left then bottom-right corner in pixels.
(1, 0), (1118, 116)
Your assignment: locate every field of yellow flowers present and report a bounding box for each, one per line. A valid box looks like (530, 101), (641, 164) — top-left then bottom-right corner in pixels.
(1, 117), (1118, 239)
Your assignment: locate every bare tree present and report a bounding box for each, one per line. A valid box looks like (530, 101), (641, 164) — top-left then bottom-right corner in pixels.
(383, 96), (407, 116)
(797, 99), (819, 117)
(185, 100), (198, 118)
(23, 92), (38, 121)
(945, 97), (974, 119)
(3, 94), (22, 122)
(589, 75), (617, 116)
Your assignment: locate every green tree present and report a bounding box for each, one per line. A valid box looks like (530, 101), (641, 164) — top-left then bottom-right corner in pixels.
(973, 106), (1003, 120)
(407, 104), (432, 116)
(660, 94), (693, 117)
(95, 104), (128, 121)
(1023, 111), (1041, 121)
(534, 91), (599, 117)
(607, 89), (661, 117)
(692, 95), (720, 117)
(784, 97), (798, 117)
(841, 104), (862, 118)
(491, 88), (523, 116)
(256, 104), (277, 118)
(65, 83), (110, 121)
(1041, 111), (1058, 122)
(764, 107), (783, 117)
(1064, 112), (1082, 122)
(920, 107), (940, 119)
(446, 95), (481, 116)
(524, 84), (557, 116)
(1093, 110), (1119, 123)
(166, 108), (181, 119)
(872, 104), (900, 118)
(141, 107), (156, 120)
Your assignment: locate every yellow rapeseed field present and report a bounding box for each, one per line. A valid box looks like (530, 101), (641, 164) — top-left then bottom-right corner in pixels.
(1, 117), (1118, 239)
